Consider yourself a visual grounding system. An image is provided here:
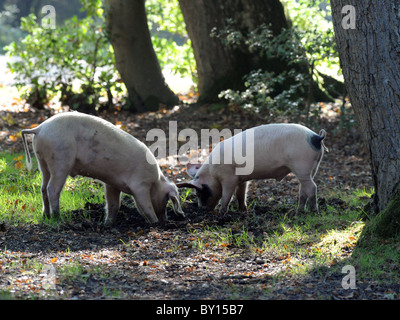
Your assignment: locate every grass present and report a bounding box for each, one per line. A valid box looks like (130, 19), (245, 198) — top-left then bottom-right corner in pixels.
(185, 186), (400, 285)
(0, 152), (104, 225)
(188, 223), (255, 251)
(1, 151), (399, 289)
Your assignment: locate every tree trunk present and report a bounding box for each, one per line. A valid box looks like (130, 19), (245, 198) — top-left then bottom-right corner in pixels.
(178, 0), (289, 103)
(105, 0), (179, 113)
(331, 0), (400, 214)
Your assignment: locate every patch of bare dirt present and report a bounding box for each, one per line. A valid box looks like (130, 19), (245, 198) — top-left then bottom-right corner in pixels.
(1, 199), (398, 300)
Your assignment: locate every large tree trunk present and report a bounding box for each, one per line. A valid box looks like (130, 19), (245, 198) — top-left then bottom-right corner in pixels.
(178, 0), (289, 103)
(331, 0), (400, 214)
(105, 0), (179, 113)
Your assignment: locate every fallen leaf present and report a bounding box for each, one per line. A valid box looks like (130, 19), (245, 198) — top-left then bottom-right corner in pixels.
(14, 161), (23, 169)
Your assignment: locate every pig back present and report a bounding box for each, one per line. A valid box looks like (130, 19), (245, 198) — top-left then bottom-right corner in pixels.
(33, 112), (157, 185)
(209, 123), (321, 180)
(250, 124), (322, 178)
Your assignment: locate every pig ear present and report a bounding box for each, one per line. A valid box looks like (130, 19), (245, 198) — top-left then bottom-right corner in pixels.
(168, 192), (185, 217)
(186, 163), (202, 178)
(176, 181), (203, 191)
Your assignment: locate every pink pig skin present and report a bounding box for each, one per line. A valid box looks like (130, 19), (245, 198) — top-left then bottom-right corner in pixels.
(177, 123), (328, 214)
(21, 112), (184, 225)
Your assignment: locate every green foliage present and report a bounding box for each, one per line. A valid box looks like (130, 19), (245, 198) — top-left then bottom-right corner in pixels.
(146, 0), (197, 86)
(217, 1), (339, 120)
(5, 0), (196, 110)
(282, 0), (340, 70)
(219, 65), (306, 116)
(5, 0), (123, 112)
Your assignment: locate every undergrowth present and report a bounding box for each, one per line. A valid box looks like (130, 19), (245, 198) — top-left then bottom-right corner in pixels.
(0, 152), (399, 286)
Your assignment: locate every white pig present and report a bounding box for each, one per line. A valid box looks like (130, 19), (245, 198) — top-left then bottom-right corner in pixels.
(177, 123), (328, 214)
(21, 112), (184, 224)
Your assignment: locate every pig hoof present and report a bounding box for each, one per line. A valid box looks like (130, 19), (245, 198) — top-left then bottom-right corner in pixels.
(178, 212), (186, 219)
(42, 212), (51, 220)
(49, 212), (61, 220)
(295, 208), (305, 216)
(218, 208), (228, 215)
(103, 218), (116, 226)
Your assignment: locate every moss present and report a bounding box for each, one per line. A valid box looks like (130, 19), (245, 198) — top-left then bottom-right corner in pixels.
(361, 192), (400, 241)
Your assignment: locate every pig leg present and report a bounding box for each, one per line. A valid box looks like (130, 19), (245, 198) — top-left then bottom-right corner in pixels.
(104, 184), (121, 224)
(235, 181), (248, 211)
(130, 185), (159, 224)
(219, 180), (238, 214)
(307, 180), (318, 212)
(46, 171), (69, 218)
(37, 158), (51, 218)
(297, 178), (318, 213)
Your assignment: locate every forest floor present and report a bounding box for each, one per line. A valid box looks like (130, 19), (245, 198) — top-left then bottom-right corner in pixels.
(0, 100), (399, 301)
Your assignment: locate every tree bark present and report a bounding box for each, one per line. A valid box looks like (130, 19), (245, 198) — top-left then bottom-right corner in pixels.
(178, 0), (289, 103)
(331, 0), (400, 213)
(105, 0), (179, 113)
